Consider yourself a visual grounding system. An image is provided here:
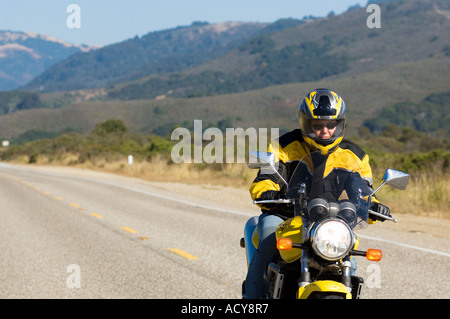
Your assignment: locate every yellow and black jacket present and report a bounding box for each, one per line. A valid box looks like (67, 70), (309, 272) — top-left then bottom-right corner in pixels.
(250, 129), (374, 218)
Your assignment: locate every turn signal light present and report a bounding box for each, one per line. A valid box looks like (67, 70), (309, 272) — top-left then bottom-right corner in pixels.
(277, 238), (293, 251)
(366, 249), (382, 261)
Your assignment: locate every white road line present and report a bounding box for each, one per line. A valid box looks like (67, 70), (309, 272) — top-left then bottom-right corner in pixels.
(358, 234), (450, 258)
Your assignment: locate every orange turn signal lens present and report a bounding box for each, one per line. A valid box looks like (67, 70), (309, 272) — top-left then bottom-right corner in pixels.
(366, 249), (382, 261)
(277, 238), (293, 251)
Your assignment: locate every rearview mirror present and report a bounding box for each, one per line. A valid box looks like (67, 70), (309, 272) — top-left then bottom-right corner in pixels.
(248, 151), (276, 169)
(383, 169), (409, 190)
(371, 168), (409, 196)
(247, 151), (288, 187)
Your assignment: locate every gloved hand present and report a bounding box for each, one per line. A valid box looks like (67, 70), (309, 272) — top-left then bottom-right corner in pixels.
(370, 202), (391, 222)
(257, 190), (292, 215)
(259, 190), (281, 200)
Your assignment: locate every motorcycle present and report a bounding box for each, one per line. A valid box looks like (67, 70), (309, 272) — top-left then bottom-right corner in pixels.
(241, 150), (409, 299)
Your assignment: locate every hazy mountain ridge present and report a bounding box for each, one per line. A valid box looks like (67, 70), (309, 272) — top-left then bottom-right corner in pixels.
(22, 21), (273, 92)
(104, 0), (449, 100)
(0, 30), (95, 90)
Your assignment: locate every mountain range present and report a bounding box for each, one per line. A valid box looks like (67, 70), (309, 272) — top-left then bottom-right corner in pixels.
(0, 31), (94, 91)
(21, 0), (450, 100)
(22, 19), (309, 92)
(0, 0), (449, 143)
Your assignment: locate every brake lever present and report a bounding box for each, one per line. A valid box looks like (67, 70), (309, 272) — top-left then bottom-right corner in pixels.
(369, 209), (398, 223)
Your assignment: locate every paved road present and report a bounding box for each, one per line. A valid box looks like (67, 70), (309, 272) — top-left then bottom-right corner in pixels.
(0, 164), (448, 299)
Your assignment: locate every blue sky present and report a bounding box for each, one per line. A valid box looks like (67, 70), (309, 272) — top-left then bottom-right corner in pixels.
(0, 0), (368, 47)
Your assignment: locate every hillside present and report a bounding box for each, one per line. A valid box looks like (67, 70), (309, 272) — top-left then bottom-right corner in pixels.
(363, 91), (450, 135)
(22, 21), (273, 92)
(105, 0), (450, 100)
(22, 18), (321, 93)
(1, 53), (449, 143)
(0, 31), (94, 91)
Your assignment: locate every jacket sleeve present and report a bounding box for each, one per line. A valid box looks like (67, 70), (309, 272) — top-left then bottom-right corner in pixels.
(360, 153), (374, 188)
(340, 141), (380, 224)
(360, 153), (383, 224)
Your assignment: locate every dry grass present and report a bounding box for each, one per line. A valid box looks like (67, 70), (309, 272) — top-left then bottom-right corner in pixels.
(373, 170), (450, 219)
(27, 153), (258, 188)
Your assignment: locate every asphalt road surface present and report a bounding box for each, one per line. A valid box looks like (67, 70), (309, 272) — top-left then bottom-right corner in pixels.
(0, 163), (448, 299)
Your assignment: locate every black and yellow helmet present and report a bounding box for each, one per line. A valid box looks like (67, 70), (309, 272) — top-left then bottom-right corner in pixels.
(299, 88), (346, 155)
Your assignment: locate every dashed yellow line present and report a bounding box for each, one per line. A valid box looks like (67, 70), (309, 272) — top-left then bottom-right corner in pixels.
(168, 248), (199, 260)
(120, 226), (138, 234)
(6, 175), (202, 260)
(69, 203), (84, 211)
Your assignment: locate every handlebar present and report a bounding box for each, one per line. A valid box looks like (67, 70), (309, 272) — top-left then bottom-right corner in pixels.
(369, 209), (398, 223)
(253, 199), (294, 205)
(253, 201), (398, 223)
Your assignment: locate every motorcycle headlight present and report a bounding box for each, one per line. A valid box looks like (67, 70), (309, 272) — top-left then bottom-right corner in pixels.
(311, 218), (354, 261)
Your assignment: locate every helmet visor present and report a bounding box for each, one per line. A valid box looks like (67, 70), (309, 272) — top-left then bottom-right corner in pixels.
(300, 118), (346, 144)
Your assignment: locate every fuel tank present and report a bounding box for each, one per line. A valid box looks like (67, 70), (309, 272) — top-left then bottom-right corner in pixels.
(275, 216), (303, 263)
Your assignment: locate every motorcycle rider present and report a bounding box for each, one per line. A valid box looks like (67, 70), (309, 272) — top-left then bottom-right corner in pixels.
(243, 88), (391, 298)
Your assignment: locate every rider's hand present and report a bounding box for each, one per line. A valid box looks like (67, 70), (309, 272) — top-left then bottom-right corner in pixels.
(258, 191), (291, 215)
(259, 190), (281, 200)
(371, 202), (391, 222)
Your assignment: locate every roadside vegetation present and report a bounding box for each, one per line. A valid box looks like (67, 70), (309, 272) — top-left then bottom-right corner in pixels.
(0, 119), (448, 219)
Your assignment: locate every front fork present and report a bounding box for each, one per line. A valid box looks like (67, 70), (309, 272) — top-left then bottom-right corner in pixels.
(341, 256), (353, 293)
(298, 250), (311, 288)
(297, 251), (354, 298)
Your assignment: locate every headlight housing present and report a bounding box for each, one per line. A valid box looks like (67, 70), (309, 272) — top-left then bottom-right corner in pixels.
(311, 218), (354, 261)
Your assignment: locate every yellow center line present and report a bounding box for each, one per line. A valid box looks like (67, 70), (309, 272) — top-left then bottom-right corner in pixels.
(6, 175), (164, 245)
(168, 248), (199, 260)
(120, 226), (138, 234)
